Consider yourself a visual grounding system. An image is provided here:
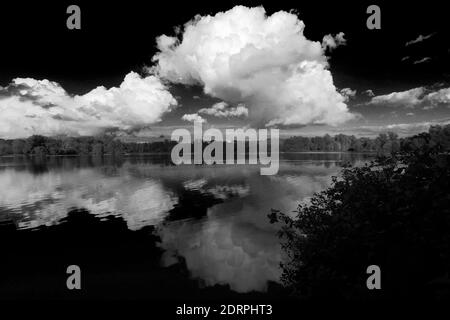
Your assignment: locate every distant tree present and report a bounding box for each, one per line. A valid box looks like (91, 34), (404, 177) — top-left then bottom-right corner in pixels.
(61, 138), (79, 155)
(349, 138), (362, 152)
(0, 140), (12, 155)
(12, 139), (26, 155)
(336, 134), (351, 151)
(374, 133), (389, 154)
(428, 125), (450, 151)
(32, 146), (47, 158)
(323, 134), (333, 151)
(27, 135), (47, 148)
(45, 138), (62, 155)
(92, 143), (104, 156)
(105, 139), (124, 156)
(138, 143), (145, 153)
(78, 141), (90, 155)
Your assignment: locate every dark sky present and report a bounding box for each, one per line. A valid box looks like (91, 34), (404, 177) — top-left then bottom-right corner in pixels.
(1, 1), (448, 91)
(0, 0), (449, 137)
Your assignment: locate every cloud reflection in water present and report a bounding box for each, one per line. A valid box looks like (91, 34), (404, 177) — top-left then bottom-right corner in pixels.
(0, 156), (349, 293)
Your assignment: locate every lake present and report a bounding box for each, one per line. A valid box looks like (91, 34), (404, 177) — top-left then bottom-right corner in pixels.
(0, 153), (373, 300)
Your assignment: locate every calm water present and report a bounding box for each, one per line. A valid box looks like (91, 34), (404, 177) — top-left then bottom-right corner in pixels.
(0, 153), (372, 299)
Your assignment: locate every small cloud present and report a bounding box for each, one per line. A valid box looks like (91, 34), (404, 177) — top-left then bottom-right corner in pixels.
(364, 89), (375, 97)
(406, 112), (415, 116)
(340, 118), (450, 137)
(339, 88), (356, 102)
(193, 95), (201, 99)
(182, 113), (207, 123)
(401, 56), (409, 62)
(368, 86), (450, 109)
(322, 32), (346, 51)
(198, 101), (249, 118)
(413, 57), (431, 64)
(369, 87), (425, 107)
(405, 33), (436, 46)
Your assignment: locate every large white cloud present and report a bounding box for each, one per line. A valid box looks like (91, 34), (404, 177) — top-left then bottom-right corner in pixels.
(0, 72), (177, 138)
(152, 6), (354, 127)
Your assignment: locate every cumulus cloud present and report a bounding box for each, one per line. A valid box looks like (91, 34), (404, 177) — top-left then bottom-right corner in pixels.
(198, 101), (248, 118)
(0, 72), (177, 138)
(182, 113), (207, 123)
(405, 33), (436, 46)
(369, 86), (450, 109)
(369, 87), (425, 107)
(152, 6), (354, 127)
(322, 32), (346, 51)
(424, 87), (450, 105)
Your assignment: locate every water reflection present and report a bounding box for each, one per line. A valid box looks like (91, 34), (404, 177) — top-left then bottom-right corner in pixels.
(0, 153), (371, 294)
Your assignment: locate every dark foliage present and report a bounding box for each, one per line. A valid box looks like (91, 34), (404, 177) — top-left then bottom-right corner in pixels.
(269, 125), (450, 299)
(282, 132), (400, 153)
(0, 135), (177, 156)
(0, 130), (403, 157)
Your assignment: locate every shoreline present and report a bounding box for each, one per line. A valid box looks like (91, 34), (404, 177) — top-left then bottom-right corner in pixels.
(0, 151), (377, 159)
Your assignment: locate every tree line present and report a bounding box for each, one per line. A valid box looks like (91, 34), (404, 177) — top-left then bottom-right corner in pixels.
(0, 135), (177, 156)
(1, 125), (449, 156)
(282, 132), (401, 153)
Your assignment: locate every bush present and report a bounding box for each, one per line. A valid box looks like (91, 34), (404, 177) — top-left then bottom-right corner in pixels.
(270, 128), (450, 299)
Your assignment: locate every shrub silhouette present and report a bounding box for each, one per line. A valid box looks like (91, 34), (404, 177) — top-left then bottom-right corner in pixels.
(270, 125), (450, 299)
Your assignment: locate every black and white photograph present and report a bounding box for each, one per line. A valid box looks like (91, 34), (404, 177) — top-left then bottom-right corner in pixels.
(0, 0), (449, 316)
